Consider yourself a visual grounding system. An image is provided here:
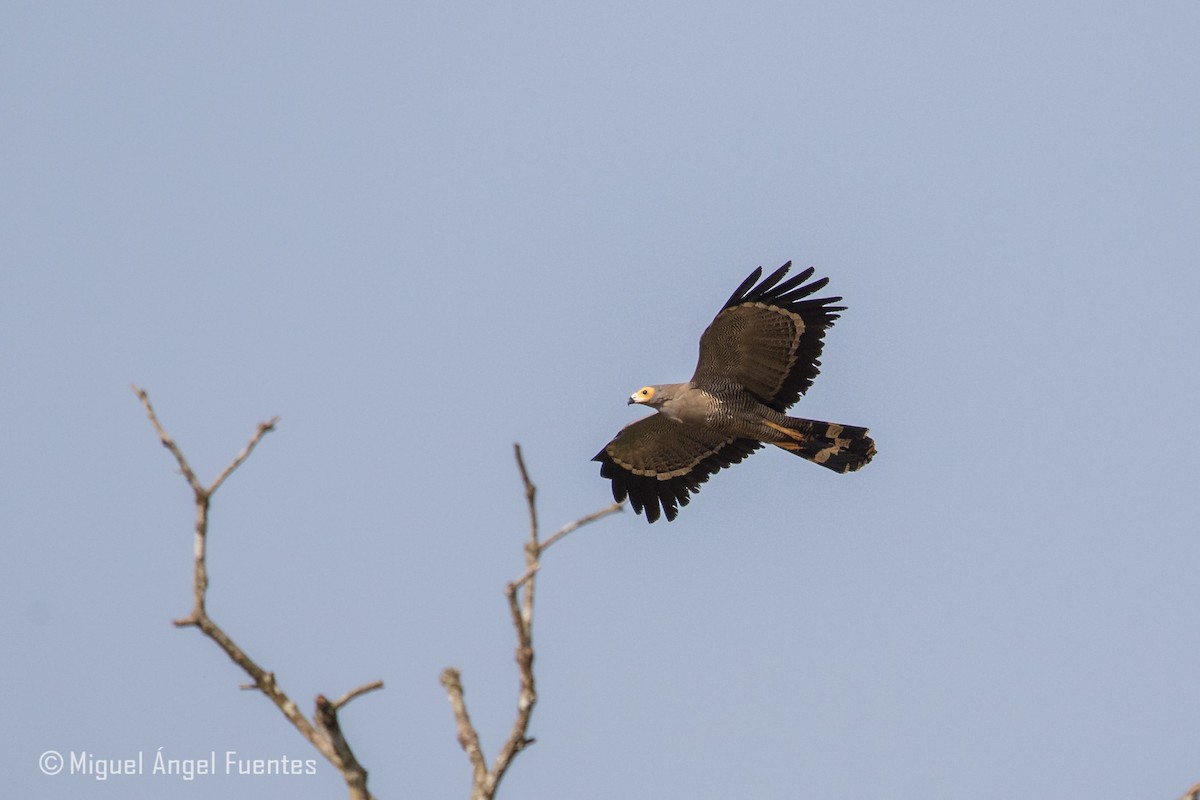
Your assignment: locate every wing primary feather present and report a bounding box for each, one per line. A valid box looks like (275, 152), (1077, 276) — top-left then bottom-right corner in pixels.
(667, 480), (691, 506)
(763, 265), (814, 298)
(749, 262), (791, 297)
(770, 269), (821, 298)
(722, 266), (764, 308)
(643, 494), (661, 522)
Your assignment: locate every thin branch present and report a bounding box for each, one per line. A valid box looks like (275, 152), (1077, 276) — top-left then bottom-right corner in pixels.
(442, 444), (620, 800)
(488, 577), (535, 794)
(440, 668), (488, 793)
(512, 501), (624, 589)
(512, 442), (537, 644)
(332, 680), (386, 711)
(133, 384), (204, 496)
(134, 386), (380, 800)
(540, 500), (623, 553)
(209, 416), (279, 495)
(513, 442), (539, 549)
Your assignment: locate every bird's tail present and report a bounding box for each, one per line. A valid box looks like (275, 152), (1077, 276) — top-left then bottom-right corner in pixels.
(761, 416), (876, 473)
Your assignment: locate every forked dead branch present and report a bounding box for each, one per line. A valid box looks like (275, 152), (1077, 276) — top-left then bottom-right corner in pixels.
(439, 445), (621, 800)
(133, 385), (380, 800)
(135, 387), (621, 800)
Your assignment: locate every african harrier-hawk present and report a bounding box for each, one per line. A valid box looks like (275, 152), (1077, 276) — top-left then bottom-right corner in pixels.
(594, 262), (875, 523)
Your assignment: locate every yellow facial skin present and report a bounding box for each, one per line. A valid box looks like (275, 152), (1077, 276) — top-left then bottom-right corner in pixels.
(629, 386), (656, 404)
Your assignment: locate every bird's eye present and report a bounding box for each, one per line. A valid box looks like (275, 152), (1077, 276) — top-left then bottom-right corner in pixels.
(640, 387), (654, 397)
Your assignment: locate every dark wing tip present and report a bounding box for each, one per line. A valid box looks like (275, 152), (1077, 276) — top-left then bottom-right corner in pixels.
(722, 265), (765, 309)
(593, 446), (666, 523)
(743, 262), (832, 304)
(720, 261), (842, 313)
(773, 269), (822, 298)
(750, 262), (792, 296)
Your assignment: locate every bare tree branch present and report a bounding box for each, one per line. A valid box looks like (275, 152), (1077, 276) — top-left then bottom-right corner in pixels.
(316, 691), (376, 800)
(134, 385), (381, 800)
(331, 680), (386, 711)
(440, 668), (488, 791)
(440, 443), (624, 800)
(512, 501), (623, 589)
(133, 384), (208, 496)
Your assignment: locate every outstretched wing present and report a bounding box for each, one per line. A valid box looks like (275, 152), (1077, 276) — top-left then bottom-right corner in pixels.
(593, 414), (761, 523)
(691, 262), (844, 411)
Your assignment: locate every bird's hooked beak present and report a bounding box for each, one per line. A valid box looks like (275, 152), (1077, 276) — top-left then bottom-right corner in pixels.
(627, 396), (636, 405)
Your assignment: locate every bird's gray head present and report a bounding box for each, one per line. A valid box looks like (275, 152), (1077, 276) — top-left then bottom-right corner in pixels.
(628, 385), (671, 408)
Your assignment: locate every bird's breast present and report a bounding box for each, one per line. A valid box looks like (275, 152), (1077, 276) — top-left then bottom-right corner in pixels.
(661, 389), (721, 426)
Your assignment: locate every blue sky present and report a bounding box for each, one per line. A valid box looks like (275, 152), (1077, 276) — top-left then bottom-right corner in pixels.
(4, 2), (1199, 798)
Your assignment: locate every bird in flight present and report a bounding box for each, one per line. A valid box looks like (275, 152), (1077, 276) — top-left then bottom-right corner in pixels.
(593, 262), (875, 523)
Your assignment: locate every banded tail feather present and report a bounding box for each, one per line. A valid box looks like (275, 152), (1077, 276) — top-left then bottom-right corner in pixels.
(766, 417), (876, 473)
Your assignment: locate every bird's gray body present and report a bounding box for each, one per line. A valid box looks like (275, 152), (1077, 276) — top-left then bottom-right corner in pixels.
(631, 382), (789, 443)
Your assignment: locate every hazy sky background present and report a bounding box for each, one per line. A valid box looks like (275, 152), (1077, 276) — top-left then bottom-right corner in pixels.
(4, 3), (1199, 799)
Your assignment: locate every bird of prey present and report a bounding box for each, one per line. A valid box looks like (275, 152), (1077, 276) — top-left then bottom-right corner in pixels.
(593, 261), (875, 523)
